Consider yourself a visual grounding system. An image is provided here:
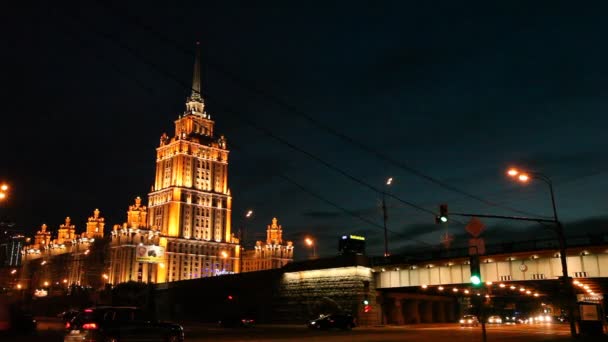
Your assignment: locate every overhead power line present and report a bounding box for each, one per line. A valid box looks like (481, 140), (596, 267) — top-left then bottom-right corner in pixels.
(50, 13), (435, 247)
(91, 1), (547, 219)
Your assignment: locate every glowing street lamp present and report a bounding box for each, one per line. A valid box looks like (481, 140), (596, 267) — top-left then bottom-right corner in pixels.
(221, 251), (228, 259)
(382, 177), (394, 257)
(506, 166), (575, 336)
(43, 281), (49, 287)
(102, 274), (109, 280)
(305, 237), (316, 259)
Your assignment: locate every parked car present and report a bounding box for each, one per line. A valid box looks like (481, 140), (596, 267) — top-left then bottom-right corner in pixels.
(308, 313), (356, 330)
(218, 315), (255, 328)
(63, 306), (183, 342)
(487, 315), (503, 324)
(459, 314), (479, 327)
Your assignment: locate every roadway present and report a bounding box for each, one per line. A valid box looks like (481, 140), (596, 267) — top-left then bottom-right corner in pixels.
(11, 320), (607, 342)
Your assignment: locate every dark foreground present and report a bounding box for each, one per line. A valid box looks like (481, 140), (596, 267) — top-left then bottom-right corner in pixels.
(9, 318), (608, 342)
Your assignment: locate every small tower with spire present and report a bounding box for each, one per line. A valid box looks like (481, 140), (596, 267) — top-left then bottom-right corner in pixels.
(56, 216), (75, 244)
(34, 224), (52, 248)
(85, 209), (105, 239)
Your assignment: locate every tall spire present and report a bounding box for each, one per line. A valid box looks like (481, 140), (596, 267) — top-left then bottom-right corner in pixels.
(191, 41), (202, 101)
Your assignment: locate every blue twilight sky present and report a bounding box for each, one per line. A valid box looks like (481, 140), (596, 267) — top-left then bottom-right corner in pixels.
(1, 1), (607, 260)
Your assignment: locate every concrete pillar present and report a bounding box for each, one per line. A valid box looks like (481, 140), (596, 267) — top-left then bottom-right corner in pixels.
(390, 298), (405, 325)
(403, 299), (420, 324)
(433, 301), (446, 322)
(445, 301), (455, 322)
(419, 300), (433, 323)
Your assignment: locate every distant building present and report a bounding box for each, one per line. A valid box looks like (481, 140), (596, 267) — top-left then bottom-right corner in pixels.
(338, 235), (366, 256)
(0, 231), (25, 267)
(241, 218), (294, 272)
(20, 211), (102, 289)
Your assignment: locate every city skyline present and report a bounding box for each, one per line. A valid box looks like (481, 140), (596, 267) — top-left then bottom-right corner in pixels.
(2, 1), (608, 260)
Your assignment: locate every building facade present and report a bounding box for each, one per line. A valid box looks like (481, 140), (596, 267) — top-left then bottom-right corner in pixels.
(109, 197), (161, 284)
(20, 211), (104, 289)
(143, 45), (238, 282)
(241, 218), (294, 272)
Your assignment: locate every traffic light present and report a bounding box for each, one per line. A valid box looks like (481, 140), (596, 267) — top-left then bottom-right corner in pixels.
(227, 295), (234, 300)
(362, 298), (371, 313)
(469, 255), (482, 287)
(436, 204), (448, 223)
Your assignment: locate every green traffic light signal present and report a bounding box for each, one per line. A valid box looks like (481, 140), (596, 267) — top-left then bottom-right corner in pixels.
(469, 255), (482, 287)
(363, 299), (369, 305)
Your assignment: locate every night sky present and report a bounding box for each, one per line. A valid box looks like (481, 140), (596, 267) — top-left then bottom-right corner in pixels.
(2, 1), (608, 260)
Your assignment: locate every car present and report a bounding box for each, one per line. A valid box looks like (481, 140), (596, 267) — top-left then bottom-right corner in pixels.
(308, 313), (356, 330)
(459, 314), (479, 327)
(218, 315), (255, 328)
(63, 306), (184, 342)
(487, 315), (503, 324)
(503, 315), (520, 324)
(58, 310), (79, 323)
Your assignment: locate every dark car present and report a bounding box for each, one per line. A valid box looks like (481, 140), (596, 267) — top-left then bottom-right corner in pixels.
(63, 306), (183, 342)
(58, 310), (79, 323)
(308, 313), (356, 330)
(218, 315), (255, 328)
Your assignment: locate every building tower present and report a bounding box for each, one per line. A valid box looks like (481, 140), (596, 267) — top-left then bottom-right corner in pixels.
(85, 209), (105, 239)
(242, 217), (294, 272)
(34, 224), (51, 248)
(56, 216), (75, 245)
(147, 43), (238, 282)
(109, 197), (161, 284)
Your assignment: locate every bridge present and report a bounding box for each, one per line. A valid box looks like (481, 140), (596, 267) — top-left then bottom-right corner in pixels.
(369, 233), (608, 325)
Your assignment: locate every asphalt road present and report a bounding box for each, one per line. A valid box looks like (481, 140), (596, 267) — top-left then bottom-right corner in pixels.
(8, 320), (608, 342)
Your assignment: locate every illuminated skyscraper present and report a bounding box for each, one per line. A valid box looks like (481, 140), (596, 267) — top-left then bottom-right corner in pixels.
(147, 44), (239, 282)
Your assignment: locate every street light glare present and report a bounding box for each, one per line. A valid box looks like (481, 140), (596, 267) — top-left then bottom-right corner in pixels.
(0, 184), (7, 191)
(305, 238), (313, 246)
(440, 216), (448, 223)
(0, 193), (5, 200)
(507, 169), (519, 177)
(386, 177), (393, 186)
(518, 174), (530, 182)
(245, 210), (253, 218)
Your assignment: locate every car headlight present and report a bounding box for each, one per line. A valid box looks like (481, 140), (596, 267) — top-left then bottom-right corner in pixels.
(467, 319), (472, 323)
(311, 322), (316, 325)
(459, 319), (465, 323)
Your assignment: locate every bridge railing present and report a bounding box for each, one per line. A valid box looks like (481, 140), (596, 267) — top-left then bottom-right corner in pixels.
(371, 232), (608, 266)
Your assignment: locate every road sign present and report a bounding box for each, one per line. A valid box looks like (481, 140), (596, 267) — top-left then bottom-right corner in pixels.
(465, 217), (485, 237)
(469, 237), (486, 255)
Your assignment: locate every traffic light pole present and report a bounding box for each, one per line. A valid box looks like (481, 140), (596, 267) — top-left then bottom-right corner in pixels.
(451, 211), (577, 337)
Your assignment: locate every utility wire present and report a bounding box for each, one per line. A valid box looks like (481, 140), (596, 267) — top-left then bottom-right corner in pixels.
(91, 0), (547, 219)
(57, 7), (446, 222)
(51, 13), (435, 247)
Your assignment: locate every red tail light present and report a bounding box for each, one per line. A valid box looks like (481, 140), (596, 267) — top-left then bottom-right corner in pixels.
(65, 322), (70, 329)
(82, 323), (98, 330)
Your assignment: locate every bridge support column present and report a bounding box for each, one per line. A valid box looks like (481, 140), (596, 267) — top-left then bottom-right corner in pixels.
(403, 299), (420, 324)
(445, 301), (455, 322)
(419, 300), (433, 323)
(389, 298), (405, 325)
(433, 301), (446, 322)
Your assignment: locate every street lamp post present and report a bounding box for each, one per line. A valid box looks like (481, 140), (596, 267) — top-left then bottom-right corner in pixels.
(382, 177), (393, 257)
(305, 238), (316, 259)
(507, 168), (576, 336)
(240, 210), (254, 273)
